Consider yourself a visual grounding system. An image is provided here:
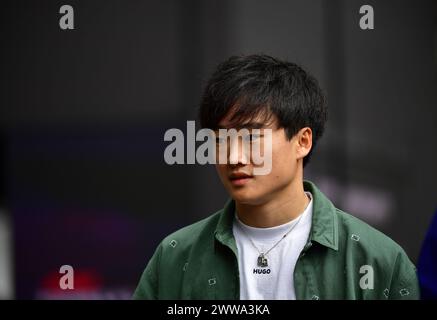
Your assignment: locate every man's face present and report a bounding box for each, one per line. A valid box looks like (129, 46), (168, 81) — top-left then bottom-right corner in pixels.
(214, 112), (307, 205)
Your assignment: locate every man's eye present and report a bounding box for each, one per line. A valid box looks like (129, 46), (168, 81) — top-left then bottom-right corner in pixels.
(216, 137), (226, 144)
(244, 134), (261, 142)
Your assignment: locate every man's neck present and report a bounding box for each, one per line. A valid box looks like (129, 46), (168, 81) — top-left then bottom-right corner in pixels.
(235, 180), (310, 228)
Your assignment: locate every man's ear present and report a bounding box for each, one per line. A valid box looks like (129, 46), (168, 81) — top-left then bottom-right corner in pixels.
(296, 127), (312, 160)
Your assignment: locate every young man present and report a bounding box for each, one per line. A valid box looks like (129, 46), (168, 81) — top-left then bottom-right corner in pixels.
(134, 54), (419, 300)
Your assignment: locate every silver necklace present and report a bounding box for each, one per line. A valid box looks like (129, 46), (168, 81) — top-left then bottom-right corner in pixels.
(239, 213), (304, 268)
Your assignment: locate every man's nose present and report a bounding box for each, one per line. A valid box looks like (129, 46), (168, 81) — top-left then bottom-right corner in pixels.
(228, 137), (249, 165)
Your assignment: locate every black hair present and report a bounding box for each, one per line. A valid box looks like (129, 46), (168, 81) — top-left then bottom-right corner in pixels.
(199, 54), (327, 167)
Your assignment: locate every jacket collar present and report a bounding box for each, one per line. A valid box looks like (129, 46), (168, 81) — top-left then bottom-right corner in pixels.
(303, 180), (338, 251)
(214, 180), (339, 251)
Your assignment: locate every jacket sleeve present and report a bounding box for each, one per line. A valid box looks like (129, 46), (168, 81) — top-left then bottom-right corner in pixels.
(132, 244), (163, 300)
(388, 251), (420, 300)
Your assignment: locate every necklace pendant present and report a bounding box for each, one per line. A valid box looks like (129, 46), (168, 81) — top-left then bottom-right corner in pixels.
(257, 253), (268, 268)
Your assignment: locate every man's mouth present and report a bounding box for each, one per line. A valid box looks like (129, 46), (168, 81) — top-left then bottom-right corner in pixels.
(229, 172), (253, 186)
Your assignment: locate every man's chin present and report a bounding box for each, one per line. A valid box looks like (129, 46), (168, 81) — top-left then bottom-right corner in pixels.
(230, 190), (263, 205)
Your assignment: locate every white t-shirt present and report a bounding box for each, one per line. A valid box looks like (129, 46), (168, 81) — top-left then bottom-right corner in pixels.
(232, 192), (313, 300)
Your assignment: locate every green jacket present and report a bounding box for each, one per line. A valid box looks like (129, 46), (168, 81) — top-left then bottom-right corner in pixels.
(133, 181), (419, 300)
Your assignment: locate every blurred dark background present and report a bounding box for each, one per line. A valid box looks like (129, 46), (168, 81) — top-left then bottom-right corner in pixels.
(0, 0), (436, 299)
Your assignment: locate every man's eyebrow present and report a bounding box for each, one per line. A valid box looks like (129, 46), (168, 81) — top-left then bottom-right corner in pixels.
(216, 122), (266, 130)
